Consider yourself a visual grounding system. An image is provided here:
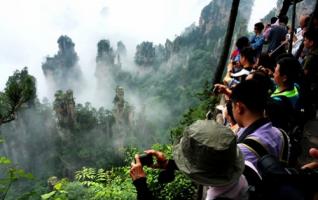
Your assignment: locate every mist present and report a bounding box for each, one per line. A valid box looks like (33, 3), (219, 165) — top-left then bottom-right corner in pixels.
(0, 0), (279, 160)
(0, 0), (285, 198)
(0, 0), (211, 104)
(0, 0), (277, 103)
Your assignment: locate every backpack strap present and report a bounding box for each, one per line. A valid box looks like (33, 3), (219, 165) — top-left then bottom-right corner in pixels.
(241, 138), (268, 158)
(279, 128), (290, 165)
(241, 129), (290, 165)
(237, 118), (270, 143)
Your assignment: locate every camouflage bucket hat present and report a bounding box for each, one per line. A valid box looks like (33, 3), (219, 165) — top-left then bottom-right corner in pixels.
(173, 120), (244, 186)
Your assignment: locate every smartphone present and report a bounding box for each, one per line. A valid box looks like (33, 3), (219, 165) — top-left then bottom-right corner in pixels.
(138, 154), (153, 166)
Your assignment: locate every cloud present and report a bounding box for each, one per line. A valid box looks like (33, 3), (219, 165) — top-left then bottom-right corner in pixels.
(1, 0), (275, 104)
(248, 0), (277, 31)
(0, 0), (211, 102)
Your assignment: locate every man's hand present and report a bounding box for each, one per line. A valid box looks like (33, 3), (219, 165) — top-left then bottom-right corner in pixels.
(302, 148), (318, 169)
(213, 84), (232, 98)
(144, 149), (168, 169)
(130, 154), (146, 181)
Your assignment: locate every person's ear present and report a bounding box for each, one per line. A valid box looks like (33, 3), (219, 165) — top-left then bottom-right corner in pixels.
(235, 102), (245, 115)
(282, 74), (288, 83)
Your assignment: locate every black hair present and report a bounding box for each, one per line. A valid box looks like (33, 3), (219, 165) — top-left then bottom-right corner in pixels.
(271, 17), (278, 24)
(303, 29), (318, 45)
(226, 101), (236, 124)
(276, 56), (302, 87)
(231, 80), (269, 113)
(236, 36), (250, 50)
(240, 47), (256, 65)
(275, 52), (294, 62)
(249, 70), (275, 94)
(279, 15), (289, 24)
(254, 22), (265, 32)
(258, 53), (275, 72)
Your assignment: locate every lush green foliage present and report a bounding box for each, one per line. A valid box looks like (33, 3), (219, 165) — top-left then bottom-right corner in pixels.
(134, 41), (156, 66)
(0, 67), (36, 125)
(0, 138), (34, 200)
(0, 68), (38, 199)
(41, 144), (196, 200)
(0, 0), (265, 199)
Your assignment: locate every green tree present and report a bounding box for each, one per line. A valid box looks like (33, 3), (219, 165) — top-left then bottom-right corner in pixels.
(0, 67), (36, 125)
(0, 68), (36, 199)
(96, 39), (115, 65)
(134, 41), (156, 66)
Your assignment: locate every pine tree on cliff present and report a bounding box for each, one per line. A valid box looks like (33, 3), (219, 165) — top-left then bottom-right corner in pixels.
(134, 41), (156, 66)
(0, 67), (36, 125)
(96, 39), (115, 66)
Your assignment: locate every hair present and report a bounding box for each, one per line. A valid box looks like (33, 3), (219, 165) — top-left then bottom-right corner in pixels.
(276, 56), (302, 87)
(254, 22), (265, 32)
(275, 52), (294, 62)
(240, 47), (256, 65)
(231, 80), (269, 113)
(271, 17), (278, 24)
(303, 29), (318, 45)
(249, 70), (275, 94)
(258, 53), (275, 72)
(235, 36), (250, 50)
(279, 15), (289, 24)
(226, 101), (236, 124)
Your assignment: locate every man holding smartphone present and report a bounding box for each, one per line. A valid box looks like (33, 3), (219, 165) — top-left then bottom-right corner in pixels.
(130, 120), (248, 200)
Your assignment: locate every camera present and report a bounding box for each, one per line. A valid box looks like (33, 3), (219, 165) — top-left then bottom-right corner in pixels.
(254, 155), (318, 200)
(138, 154), (153, 166)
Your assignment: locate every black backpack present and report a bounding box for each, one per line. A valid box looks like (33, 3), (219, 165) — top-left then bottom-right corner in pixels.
(266, 95), (304, 167)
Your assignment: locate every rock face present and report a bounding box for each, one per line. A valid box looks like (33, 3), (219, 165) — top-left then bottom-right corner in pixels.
(199, 0), (230, 35)
(116, 41), (127, 58)
(96, 39), (115, 67)
(263, 0), (315, 24)
(296, 0), (316, 15)
(276, 0), (315, 15)
(95, 39), (117, 86)
(112, 86), (134, 126)
(134, 41), (156, 66)
(199, 0), (254, 36)
(53, 90), (76, 128)
(42, 35), (83, 97)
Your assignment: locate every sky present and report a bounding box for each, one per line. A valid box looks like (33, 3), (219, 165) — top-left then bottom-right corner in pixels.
(248, 0), (277, 30)
(0, 0), (276, 102)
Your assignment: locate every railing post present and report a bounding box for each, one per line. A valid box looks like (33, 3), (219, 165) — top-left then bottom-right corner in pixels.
(212, 0), (240, 85)
(288, 0), (297, 54)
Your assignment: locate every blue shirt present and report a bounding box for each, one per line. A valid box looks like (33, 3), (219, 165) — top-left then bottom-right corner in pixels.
(250, 34), (265, 56)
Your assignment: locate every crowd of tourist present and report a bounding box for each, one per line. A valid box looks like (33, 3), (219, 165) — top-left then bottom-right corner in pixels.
(128, 12), (318, 200)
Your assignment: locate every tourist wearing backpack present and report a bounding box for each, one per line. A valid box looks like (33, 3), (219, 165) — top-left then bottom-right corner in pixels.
(230, 80), (290, 169)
